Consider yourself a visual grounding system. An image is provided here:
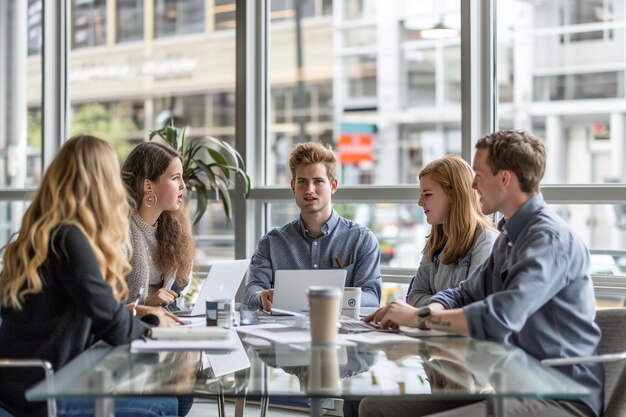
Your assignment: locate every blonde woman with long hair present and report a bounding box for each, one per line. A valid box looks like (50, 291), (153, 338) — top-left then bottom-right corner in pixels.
(121, 142), (194, 310)
(0, 136), (179, 417)
(406, 155), (497, 307)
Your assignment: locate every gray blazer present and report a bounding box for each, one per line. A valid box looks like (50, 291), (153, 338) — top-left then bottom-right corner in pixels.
(406, 228), (498, 307)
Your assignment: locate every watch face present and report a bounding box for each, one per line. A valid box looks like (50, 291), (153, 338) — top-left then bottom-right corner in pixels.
(418, 306), (431, 318)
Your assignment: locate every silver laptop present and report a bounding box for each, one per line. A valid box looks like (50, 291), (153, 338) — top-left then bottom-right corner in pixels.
(175, 259), (250, 317)
(271, 269), (347, 315)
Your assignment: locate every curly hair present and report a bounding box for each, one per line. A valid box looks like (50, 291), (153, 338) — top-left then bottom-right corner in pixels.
(475, 130), (546, 193)
(121, 142), (194, 288)
(0, 135), (132, 308)
(288, 142), (337, 180)
(419, 155), (494, 264)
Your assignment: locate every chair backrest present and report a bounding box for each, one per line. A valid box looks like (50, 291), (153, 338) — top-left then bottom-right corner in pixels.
(595, 308), (626, 417)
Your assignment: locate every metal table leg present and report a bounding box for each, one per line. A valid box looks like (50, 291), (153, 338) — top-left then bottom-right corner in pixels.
(310, 398), (323, 417)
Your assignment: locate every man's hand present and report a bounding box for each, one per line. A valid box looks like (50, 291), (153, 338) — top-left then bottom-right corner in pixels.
(145, 288), (178, 308)
(260, 289), (274, 311)
(363, 300), (419, 329)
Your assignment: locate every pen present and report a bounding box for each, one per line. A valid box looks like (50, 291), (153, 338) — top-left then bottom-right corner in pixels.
(335, 256), (343, 268)
(132, 288), (144, 317)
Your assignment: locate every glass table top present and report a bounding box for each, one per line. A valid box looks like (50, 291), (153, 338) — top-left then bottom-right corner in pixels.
(27, 325), (590, 402)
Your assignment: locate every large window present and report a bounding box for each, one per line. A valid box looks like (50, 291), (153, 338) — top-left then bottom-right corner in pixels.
(497, 0), (626, 270)
(66, 0), (236, 266)
(497, 0), (626, 186)
(262, 0), (462, 269)
(0, 0), (42, 244)
(4, 0), (626, 302)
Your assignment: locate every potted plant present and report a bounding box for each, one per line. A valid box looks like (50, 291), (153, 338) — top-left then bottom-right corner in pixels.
(149, 120), (250, 225)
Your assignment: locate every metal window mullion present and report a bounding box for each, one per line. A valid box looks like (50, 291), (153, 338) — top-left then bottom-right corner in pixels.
(460, 0), (495, 164)
(42, 0), (68, 169)
(235, 0), (267, 259)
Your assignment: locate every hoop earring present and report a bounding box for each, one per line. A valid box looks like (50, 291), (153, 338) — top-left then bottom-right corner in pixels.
(144, 189), (158, 208)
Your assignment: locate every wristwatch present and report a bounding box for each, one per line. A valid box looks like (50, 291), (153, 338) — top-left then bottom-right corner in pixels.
(417, 306), (431, 330)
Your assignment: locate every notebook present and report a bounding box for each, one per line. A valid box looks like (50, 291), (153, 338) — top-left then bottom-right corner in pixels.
(172, 259), (250, 317)
(271, 269), (347, 315)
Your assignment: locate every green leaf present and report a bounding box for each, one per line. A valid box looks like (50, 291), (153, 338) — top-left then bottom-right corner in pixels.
(148, 121), (250, 224)
(192, 182), (210, 226)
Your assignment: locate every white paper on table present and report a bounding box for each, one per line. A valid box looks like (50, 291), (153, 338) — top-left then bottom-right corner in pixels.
(204, 334), (251, 376)
(130, 331), (239, 353)
(235, 323), (354, 346)
(344, 331), (423, 345)
(398, 326), (459, 338)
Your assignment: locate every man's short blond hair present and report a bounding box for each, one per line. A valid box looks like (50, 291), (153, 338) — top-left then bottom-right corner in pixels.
(288, 142), (337, 180)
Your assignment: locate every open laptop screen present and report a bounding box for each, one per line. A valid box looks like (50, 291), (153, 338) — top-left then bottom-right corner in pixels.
(271, 269), (346, 314)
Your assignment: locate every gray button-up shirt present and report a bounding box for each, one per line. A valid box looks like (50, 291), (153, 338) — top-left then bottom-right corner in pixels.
(242, 210), (382, 309)
(431, 193), (603, 417)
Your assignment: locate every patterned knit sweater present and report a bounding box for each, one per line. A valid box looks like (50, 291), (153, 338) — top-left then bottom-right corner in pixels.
(125, 213), (175, 304)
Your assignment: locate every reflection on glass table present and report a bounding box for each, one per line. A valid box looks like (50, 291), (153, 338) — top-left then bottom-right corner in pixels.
(27, 328), (590, 417)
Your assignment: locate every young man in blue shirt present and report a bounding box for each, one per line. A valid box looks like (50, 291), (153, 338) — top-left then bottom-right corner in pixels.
(362, 130), (603, 417)
(242, 142), (382, 311)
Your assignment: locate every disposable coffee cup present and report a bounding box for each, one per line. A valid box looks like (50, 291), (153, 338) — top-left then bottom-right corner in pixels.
(307, 286), (342, 346)
(205, 299), (233, 328)
(341, 287), (361, 319)
(306, 346), (341, 395)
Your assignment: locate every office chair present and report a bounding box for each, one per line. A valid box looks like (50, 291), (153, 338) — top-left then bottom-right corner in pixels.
(543, 308), (626, 417)
(0, 359), (56, 417)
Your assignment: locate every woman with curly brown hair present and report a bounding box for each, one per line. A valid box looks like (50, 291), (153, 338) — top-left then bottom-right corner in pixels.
(121, 142), (195, 311)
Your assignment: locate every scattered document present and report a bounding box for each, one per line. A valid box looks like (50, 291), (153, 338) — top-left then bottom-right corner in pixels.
(235, 323), (354, 346)
(203, 335), (251, 376)
(398, 326), (454, 337)
(131, 329), (239, 353)
(344, 331), (420, 345)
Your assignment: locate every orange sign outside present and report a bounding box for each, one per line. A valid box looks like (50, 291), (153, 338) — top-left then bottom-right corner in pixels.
(337, 134), (373, 164)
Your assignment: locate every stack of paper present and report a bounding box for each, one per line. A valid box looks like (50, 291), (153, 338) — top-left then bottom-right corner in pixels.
(131, 328), (239, 353)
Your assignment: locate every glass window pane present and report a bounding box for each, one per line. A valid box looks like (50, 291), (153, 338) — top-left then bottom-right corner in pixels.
(342, 26), (376, 48)
(116, 0), (144, 43)
(497, 0), (626, 184)
(266, 1), (461, 186)
(27, 0), (42, 55)
(0, 0), (42, 242)
(66, 0), (236, 264)
(404, 49), (436, 106)
(154, 0), (205, 38)
(552, 203), (626, 253)
(72, 0), (107, 49)
(2, 0), (42, 189)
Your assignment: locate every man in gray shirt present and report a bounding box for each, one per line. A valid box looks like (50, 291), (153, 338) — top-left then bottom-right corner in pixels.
(242, 142), (382, 311)
(363, 130), (603, 417)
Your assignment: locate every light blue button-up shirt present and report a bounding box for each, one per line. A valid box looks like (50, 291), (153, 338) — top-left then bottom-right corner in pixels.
(432, 193), (603, 417)
(242, 210), (382, 309)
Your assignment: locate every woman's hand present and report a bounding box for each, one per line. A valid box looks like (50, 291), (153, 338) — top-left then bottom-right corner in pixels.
(145, 288), (179, 308)
(134, 305), (182, 326)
